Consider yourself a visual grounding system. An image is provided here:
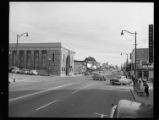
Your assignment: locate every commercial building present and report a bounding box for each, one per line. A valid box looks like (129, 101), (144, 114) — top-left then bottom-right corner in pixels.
(130, 48), (153, 80)
(9, 42), (75, 76)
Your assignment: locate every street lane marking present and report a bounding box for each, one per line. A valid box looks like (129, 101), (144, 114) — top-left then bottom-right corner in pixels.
(35, 99), (59, 111)
(9, 83), (74, 102)
(71, 82), (95, 94)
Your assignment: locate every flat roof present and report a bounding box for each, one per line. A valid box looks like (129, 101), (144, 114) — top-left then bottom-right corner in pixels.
(9, 42), (75, 53)
(9, 42), (61, 48)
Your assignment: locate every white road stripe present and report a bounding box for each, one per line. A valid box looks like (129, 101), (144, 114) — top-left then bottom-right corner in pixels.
(35, 99), (59, 111)
(9, 83), (74, 102)
(71, 82), (95, 94)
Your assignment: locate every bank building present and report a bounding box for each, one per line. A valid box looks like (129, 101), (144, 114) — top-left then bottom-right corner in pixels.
(9, 42), (75, 76)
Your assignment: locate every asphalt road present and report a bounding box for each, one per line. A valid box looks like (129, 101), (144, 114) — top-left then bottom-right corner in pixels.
(9, 72), (135, 118)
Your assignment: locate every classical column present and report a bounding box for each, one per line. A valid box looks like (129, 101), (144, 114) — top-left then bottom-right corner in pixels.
(31, 50), (34, 69)
(16, 50), (19, 67)
(12, 51), (16, 66)
(34, 50), (40, 70)
(39, 50), (42, 70)
(23, 50), (26, 69)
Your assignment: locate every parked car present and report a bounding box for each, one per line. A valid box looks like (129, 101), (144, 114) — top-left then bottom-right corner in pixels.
(92, 73), (106, 81)
(9, 66), (20, 73)
(110, 76), (132, 85)
(30, 70), (38, 75)
(21, 68), (30, 74)
(119, 76), (132, 85)
(18, 69), (23, 74)
(110, 78), (121, 85)
(110, 99), (153, 118)
(9, 66), (15, 72)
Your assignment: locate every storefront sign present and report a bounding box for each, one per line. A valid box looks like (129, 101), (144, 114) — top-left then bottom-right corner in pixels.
(149, 24), (154, 63)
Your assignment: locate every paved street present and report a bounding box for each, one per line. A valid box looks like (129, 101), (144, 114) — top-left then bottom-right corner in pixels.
(8, 3), (154, 118)
(9, 72), (135, 118)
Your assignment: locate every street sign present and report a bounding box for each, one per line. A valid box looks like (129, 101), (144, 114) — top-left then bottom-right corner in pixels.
(149, 24), (153, 63)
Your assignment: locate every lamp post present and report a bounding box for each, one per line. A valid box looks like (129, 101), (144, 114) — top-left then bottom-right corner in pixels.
(16, 32), (29, 67)
(121, 30), (137, 88)
(14, 32), (28, 82)
(48, 57), (51, 76)
(121, 52), (128, 67)
(121, 52), (128, 78)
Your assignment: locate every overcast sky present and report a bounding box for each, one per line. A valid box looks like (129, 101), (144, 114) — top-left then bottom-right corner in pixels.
(9, 2), (154, 66)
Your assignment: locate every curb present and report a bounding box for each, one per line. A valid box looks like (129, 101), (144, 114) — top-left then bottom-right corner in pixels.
(129, 88), (136, 102)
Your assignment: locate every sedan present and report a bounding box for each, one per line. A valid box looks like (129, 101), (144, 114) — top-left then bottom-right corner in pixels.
(9, 66), (20, 73)
(119, 76), (132, 85)
(110, 78), (121, 85)
(30, 70), (38, 75)
(92, 73), (106, 81)
(110, 99), (153, 118)
(21, 68), (30, 74)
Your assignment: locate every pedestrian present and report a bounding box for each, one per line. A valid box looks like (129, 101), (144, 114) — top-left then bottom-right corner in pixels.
(141, 78), (144, 91)
(138, 77), (142, 90)
(143, 77), (147, 82)
(136, 78), (140, 91)
(143, 81), (149, 97)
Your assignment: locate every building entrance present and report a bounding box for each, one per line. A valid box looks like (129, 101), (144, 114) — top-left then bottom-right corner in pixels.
(66, 55), (70, 76)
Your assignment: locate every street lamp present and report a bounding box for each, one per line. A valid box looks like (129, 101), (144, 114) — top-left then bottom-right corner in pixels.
(16, 32), (29, 67)
(121, 52), (128, 66)
(13, 32), (28, 82)
(121, 52), (129, 78)
(48, 57), (51, 76)
(121, 30), (137, 87)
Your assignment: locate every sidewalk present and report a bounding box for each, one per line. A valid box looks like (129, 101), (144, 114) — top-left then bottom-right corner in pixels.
(8, 73), (85, 83)
(129, 82), (153, 106)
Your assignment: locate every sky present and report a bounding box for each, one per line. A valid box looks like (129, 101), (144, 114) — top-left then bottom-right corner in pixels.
(9, 2), (154, 66)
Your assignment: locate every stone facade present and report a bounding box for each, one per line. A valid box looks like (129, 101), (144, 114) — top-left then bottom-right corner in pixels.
(60, 47), (75, 76)
(9, 42), (75, 76)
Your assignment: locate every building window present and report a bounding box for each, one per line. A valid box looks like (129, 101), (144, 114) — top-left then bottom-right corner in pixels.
(52, 53), (54, 62)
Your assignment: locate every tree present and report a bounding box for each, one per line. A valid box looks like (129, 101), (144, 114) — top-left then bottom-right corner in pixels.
(84, 56), (96, 71)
